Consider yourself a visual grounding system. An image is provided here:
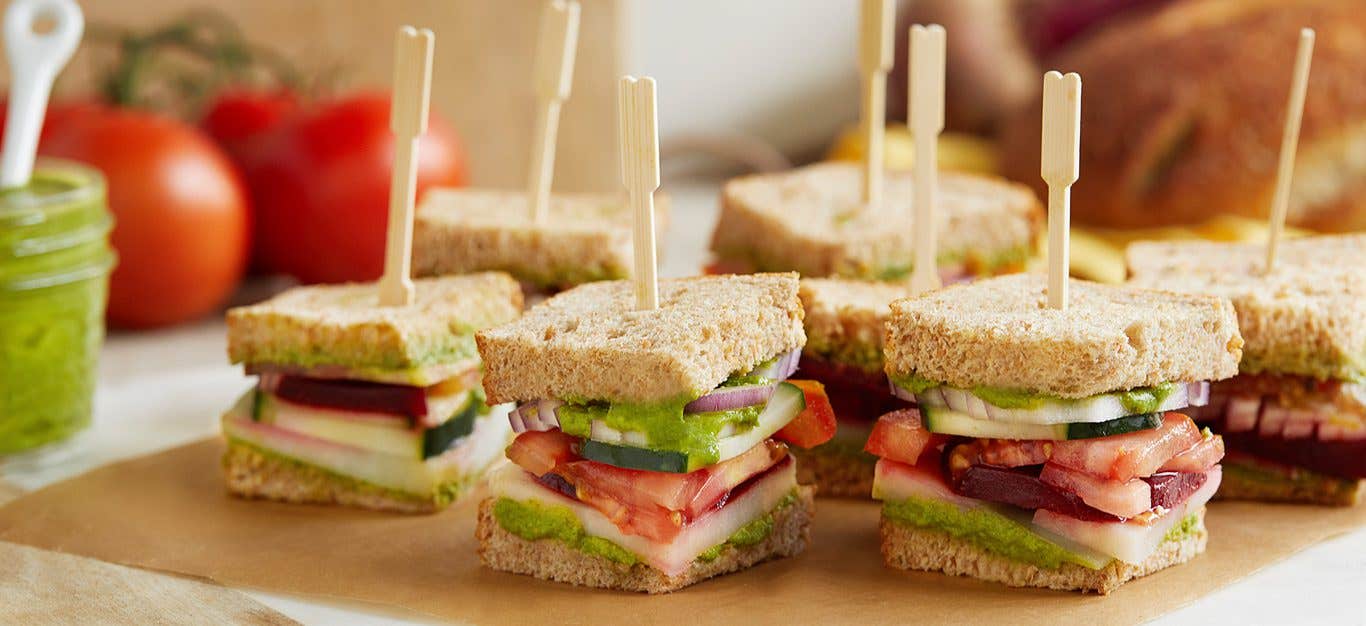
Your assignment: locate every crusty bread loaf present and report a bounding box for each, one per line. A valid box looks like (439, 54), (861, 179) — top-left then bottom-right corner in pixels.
(227, 273), (522, 385)
(885, 274), (1243, 398)
(475, 487), (813, 593)
(1217, 457), (1362, 506)
(880, 509), (1209, 594)
(792, 445), (875, 499)
(222, 441), (471, 514)
(999, 0), (1366, 232)
(711, 162), (1041, 280)
(477, 274), (805, 404)
(413, 188), (671, 289)
(800, 278), (908, 373)
(1127, 235), (1366, 381)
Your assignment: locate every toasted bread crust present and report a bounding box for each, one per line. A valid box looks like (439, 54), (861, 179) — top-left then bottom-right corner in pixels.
(412, 188), (671, 288)
(1000, 0), (1366, 231)
(476, 487), (814, 593)
(879, 510), (1209, 595)
(1127, 235), (1366, 382)
(222, 441), (463, 514)
(792, 445), (875, 499)
(226, 273), (523, 381)
(476, 274), (805, 404)
(884, 274), (1243, 398)
(712, 162), (1041, 279)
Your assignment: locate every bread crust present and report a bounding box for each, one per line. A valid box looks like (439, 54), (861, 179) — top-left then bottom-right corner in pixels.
(412, 188), (671, 288)
(884, 274), (1243, 398)
(475, 487), (814, 593)
(879, 510), (1209, 595)
(999, 0), (1366, 231)
(476, 274), (805, 404)
(711, 162), (1041, 279)
(793, 445), (875, 499)
(799, 278), (907, 372)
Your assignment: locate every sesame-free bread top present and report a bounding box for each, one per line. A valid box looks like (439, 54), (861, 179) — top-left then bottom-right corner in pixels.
(477, 273), (805, 404)
(799, 278), (909, 373)
(711, 161), (1041, 280)
(228, 273), (522, 385)
(1127, 235), (1366, 382)
(413, 188), (671, 288)
(884, 274), (1243, 398)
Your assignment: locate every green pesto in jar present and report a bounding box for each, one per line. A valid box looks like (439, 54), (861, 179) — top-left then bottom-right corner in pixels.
(0, 162), (114, 454)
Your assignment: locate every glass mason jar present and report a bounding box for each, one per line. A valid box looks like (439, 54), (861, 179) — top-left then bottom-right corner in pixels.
(0, 159), (115, 457)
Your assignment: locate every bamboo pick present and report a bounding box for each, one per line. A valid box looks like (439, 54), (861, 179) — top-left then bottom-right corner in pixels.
(1265, 28), (1315, 274)
(1041, 71), (1081, 311)
(378, 26), (434, 307)
(858, 0), (894, 209)
(908, 24), (946, 296)
(527, 0), (580, 223)
(618, 76), (660, 310)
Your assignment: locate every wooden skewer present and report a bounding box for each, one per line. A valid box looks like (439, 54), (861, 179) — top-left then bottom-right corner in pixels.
(618, 76), (660, 310)
(379, 26), (434, 307)
(1040, 71), (1081, 311)
(527, 0), (580, 223)
(1265, 28), (1315, 274)
(908, 24), (946, 296)
(858, 0), (894, 209)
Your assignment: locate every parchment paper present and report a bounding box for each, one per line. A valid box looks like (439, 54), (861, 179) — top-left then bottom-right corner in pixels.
(1, 439), (1362, 625)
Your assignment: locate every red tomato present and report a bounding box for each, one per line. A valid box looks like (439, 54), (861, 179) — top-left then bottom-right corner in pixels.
(38, 109), (249, 328)
(774, 380), (838, 448)
(200, 89), (298, 165)
(505, 430), (579, 477)
(244, 93), (466, 283)
(1158, 433), (1224, 473)
(1051, 413), (1203, 481)
(865, 408), (935, 465)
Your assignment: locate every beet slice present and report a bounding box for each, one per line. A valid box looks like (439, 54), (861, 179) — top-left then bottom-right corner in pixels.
(798, 355), (906, 424)
(954, 464), (1120, 522)
(268, 375), (428, 418)
(1143, 471), (1207, 509)
(1221, 432), (1366, 480)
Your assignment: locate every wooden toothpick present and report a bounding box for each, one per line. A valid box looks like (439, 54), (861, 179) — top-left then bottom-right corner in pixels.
(618, 76), (660, 310)
(1041, 71), (1081, 311)
(379, 26), (434, 307)
(908, 24), (946, 296)
(858, 0), (894, 209)
(527, 0), (580, 223)
(1265, 28), (1315, 274)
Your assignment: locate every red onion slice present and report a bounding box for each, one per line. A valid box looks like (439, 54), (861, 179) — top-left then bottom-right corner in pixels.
(685, 383), (777, 414)
(750, 349), (801, 382)
(508, 399), (563, 433)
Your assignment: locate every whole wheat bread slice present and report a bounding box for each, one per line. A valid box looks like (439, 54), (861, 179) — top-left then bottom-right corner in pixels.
(880, 508), (1209, 594)
(884, 273), (1243, 398)
(413, 188), (671, 289)
(476, 273), (805, 404)
(476, 486), (813, 593)
(711, 162), (1041, 279)
(800, 278), (908, 373)
(1127, 234), (1366, 381)
(1217, 457), (1363, 506)
(227, 273), (522, 386)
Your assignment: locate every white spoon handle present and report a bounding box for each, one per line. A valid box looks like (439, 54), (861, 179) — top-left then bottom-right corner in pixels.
(1, 0), (82, 189)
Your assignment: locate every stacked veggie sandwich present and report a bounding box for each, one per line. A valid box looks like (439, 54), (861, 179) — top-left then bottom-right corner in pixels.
(868, 274), (1243, 593)
(473, 273), (838, 593)
(220, 273), (523, 513)
(1128, 234), (1366, 505)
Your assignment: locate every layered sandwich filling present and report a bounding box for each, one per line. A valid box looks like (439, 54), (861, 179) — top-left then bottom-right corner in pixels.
(488, 350), (836, 575)
(1186, 373), (1366, 486)
(869, 378), (1224, 569)
(221, 368), (510, 504)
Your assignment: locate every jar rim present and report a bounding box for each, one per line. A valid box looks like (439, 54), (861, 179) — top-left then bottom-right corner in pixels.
(0, 158), (106, 229)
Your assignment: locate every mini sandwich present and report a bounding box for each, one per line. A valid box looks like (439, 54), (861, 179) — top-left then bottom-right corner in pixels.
(412, 189), (670, 292)
(473, 273), (837, 593)
(709, 161), (1041, 282)
(793, 278), (909, 497)
(220, 273), (523, 513)
(869, 274), (1242, 594)
(1128, 234), (1366, 505)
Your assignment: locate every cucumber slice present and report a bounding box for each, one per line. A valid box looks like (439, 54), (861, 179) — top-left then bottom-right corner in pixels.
(922, 407), (1163, 441)
(579, 440), (690, 473)
(423, 400), (480, 458)
(259, 392), (481, 460)
(251, 388), (266, 422)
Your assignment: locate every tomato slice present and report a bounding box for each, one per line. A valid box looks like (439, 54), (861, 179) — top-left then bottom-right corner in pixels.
(865, 408), (936, 465)
(775, 379), (838, 448)
(506, 430), (579, 477)
(1158, 433), (1225, 473)
(1039, 462), (1153, 519)
(1051, 413), (1203, 482)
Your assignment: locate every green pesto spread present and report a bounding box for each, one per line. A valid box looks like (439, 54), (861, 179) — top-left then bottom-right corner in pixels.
(556, 400), (763, 468)
(892, 375), (1175, 414)
(889, 372), (941, 395)
(494, 491), (799, 566)
(806, 334), (883, 374)
(252, 333), (479, 382)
